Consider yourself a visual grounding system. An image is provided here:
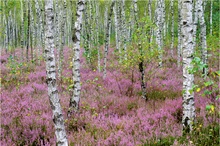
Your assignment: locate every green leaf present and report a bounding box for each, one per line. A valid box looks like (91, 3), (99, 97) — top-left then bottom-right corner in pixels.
(204, 90), (212, 95)
(215, 70), (220, 76)
(204, 81), (214, 87)
(68, 84), (74, 90)
(194, 57), (201, 63)
(189, 89), (193, 94)
(206, 105), (212, 110)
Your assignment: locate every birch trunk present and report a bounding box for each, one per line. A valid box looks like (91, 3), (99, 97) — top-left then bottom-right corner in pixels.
(103, 0), (115, 79)
(155, 0), (163, 67)
(45, 0), (68, 145)
(89, 0), (94, 49)
(121, 0), (127, 60)
(55, 0), (61, 70)
(84, 2), (90, 63)
(68, 0), (85, 115)
(170, 0), (174, 57)
(22, 0), (26, 58)
(148, 0), (152, 21)
(162, 0), (166, 38)
(30, 1), (35, 62)
(117, 2), (122, 62)
(193, 0), (198, 50)
(9, 11), (12, 54)
(177, 0), (182, 68)
(26, 1), (30, 62)
(35, 0), (41, 64)
(148, 0), (153, 49)
(40, 0), (45, 58)
(198, 0), (208, 75)
(95, 2), (101, 72)
(181, 0), (195, 133)
(58, 0), (67, 78)
(134, 0), (147, 100)
(113, 2), (119, 51)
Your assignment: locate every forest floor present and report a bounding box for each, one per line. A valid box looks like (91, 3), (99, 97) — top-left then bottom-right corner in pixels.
(1, 46), (219, 145)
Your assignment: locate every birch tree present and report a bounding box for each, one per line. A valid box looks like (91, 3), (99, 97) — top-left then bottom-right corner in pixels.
(121, 0), (127, 60)
(95, 2), (101, 72)
(103, 0), (115, 79)
(210, 0), (213, 35)
(26, 0), (30, 62)
(58, 0), (67, 78)
(133, 0), (147, 100)
(181, 0), (195, 133)
(30, 1), (35, 62)
(113, 2), (119, 52)
(45, 0), (68, 145)
(155, 0), (164, 67)
(19, 0), (23, 59)
(68, 0), (85, 115)
(35, 0), (41, 65)
(193, 0), (198, 50)
(197, 0), (208, 75)
(170, 0), (174, 57)
(177, 0), (182, 68)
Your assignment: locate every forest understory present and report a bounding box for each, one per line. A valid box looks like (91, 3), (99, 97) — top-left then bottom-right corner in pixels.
(1, 45), (219, 145)
(1, 0), (220, 145)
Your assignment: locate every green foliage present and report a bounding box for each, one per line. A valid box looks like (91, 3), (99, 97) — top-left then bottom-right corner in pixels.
(144, 122), (219, 146)
(144, 136), (175, 146)
(120, 16), (158, 70)
(189, 55), (219, 117)
(127, 102), (138, 111)
(144, 88), (181, 100)
(177, 123), (219, 146)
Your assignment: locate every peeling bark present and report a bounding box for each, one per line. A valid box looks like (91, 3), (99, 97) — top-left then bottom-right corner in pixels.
(155, 0), (164, 67)
(45, 0), (68, 145)
(68, 0), (85, 115)
(181, 0), (195, 133)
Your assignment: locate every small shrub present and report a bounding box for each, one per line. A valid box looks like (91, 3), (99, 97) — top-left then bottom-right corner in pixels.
(127, 102), (138, 111)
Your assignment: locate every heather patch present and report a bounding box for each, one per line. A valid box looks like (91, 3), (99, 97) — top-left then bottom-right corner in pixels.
(1, 47), (219, 145)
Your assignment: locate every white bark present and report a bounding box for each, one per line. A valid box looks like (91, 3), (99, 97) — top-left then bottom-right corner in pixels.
(193, 0), (198, 50)
(30, 1), (36, 61)
(148, 0), (152, 21)
(170, 0), (174, 57)
(40, 0), (45, 58)
(58, 0), (67, 78)
(68, 0), (85, 114)
(21, 0), (25, 58)
(121, 0), (127, 60)
(117, 1), (122, 62)
(148, 0), (153, 48)
(35, 0), (41, 64)
(45, 0), (68, 145)
(84, 2), (90, 63)
(198, 0), (208, 75)
(177, 0), (182, 68)
(181, 0), (195, 133)
(155, 0), (163, 67)
(103, 0), (115, 79)
(26, 1), (30, 61)
(162, 0), (166, 38)
(89, 0), (94, 49)
(113, 2), (119, 51)
(95, 2), (101, 72)
(55, 0), (61, 70)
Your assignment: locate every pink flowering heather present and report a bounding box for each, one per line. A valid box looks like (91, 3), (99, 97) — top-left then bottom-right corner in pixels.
(1, 46), (219, 145)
